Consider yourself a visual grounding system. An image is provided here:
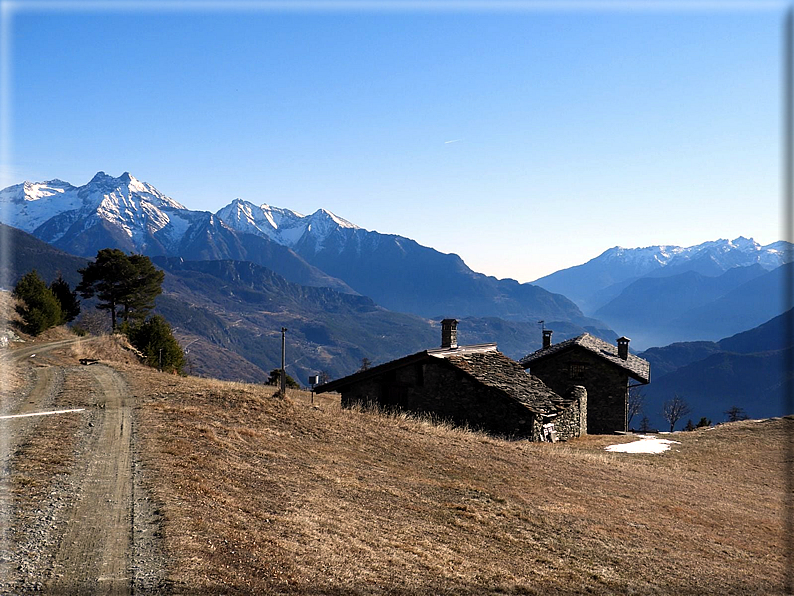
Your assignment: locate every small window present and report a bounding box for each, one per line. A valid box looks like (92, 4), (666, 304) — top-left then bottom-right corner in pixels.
(569, 363), (587, 379)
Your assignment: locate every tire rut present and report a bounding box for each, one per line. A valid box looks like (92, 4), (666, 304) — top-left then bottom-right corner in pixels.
(47, 364), (133, 596)
(1, 338), (167, 594)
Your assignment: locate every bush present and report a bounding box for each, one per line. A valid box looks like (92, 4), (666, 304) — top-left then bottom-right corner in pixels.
(267, 368), (300, 389)
(125, 315), (185, 374)
(49, 274), (81, 323)
(13, 270), (64, 335)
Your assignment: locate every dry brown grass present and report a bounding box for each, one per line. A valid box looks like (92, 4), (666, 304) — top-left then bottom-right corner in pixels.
(0, 290), (18, 325)
(68, 333), (142, 366)
(126, 366), (791, 595)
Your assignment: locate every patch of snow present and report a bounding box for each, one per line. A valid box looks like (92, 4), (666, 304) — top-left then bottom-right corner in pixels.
(605, 434), (681, 454)
(215, 200), (355, 250)
(0, 179), (82, 232)
(161, 211), (192, 246)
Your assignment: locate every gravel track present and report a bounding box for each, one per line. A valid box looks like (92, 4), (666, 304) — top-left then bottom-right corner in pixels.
(0, 338), (168, 594)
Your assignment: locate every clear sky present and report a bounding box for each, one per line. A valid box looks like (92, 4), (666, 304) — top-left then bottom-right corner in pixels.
(1, 1), (785, 282)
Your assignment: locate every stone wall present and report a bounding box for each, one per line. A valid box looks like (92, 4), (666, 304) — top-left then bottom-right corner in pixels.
(528, 350), (627, 434)
(340, 360), (538, 439)
(339, 360), (584, 441)
(552, 385), (586, 439)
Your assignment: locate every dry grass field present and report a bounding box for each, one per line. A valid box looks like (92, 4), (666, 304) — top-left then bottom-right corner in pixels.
(110, 350), (791, 595)
(2, 330), (789, 594)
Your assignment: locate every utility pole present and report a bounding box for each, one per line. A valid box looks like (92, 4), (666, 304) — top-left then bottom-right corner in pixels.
(280, 327), (287, 397)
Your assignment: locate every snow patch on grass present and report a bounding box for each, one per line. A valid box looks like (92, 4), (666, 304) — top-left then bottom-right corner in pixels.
(605, 434), (681, 454)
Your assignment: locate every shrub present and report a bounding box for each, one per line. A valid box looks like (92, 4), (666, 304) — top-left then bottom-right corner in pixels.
(13, 270), (64, 335)
(125, 315), (185, 374)
(267, 368), (300, 389)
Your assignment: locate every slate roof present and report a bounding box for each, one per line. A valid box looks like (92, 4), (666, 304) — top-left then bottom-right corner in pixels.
(316, 343), (575, 417)
(519, 333), (650, 383)
(315, 343), (498, 394)
(440, 350), (578, 416)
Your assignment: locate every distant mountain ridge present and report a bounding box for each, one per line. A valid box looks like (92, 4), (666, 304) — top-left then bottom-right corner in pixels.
(637, 309), (793, 430)
(591, 263), (780, 348)
(0, 172), (599, 327)
(533, 238), (791, 314)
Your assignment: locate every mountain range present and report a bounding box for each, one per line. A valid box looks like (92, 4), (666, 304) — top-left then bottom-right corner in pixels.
(0, 223), (610, 384)
(533, 238), (790, 312)
(533, 238), (791, 348)
(637, 309), (792, 430)
(0, 172), (596, 326)
(1, 171), (790, 419)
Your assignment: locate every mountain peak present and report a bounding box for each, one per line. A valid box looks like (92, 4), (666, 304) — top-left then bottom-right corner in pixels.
(729, 236), (758, 250)
(310, 208), (359, 230)
(88, 171), (113, 184)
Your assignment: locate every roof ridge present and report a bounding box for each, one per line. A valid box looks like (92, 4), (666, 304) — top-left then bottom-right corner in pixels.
(520, 333), (650, 383)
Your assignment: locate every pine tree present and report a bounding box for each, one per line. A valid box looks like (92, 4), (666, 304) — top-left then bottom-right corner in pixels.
(77, 249), (162, 330)
(13, 270), (64, 335)
(126, 315), (185, 374)
(49, 274), (81, 323)
(725, 406), (748, 422)
(120, 254), (164, 323)
(77, 249), (132, 330)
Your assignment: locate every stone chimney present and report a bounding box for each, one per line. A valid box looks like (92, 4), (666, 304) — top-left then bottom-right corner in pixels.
(617, 336), (630, 360)
(542, 329), (553, 349)
(441, 319), (458, 349)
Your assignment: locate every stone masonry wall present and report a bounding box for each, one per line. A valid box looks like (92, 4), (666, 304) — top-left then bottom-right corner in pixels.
(339, 360), (584, 441)
(529, 350), (627, 434)
(550, 385), (586, 440)
(340, 360), (541, 440)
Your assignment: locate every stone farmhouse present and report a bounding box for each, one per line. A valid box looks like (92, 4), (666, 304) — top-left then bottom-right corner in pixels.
(315, 320), (586, 441)
(520, 331), (651, 435)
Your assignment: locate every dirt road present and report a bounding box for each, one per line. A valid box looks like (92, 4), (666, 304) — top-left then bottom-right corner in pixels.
(0, 337), (167, 593)
(46, 364), (133, 595)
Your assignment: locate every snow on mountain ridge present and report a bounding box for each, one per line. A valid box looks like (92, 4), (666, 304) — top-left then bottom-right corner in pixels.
(0, 171), (190, 249)
(598, 237), (786, 271)
(214, 199), (358, 251)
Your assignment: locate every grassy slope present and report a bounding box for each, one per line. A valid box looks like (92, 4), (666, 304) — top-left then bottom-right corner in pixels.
(110, 355), (791, 596)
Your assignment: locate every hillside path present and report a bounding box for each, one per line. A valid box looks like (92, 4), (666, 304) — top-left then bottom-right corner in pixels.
(46, 363), (133, 595)
(0, 336), (164, 594)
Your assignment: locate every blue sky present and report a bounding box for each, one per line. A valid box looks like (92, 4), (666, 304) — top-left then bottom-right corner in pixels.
(2, 1), (785, 281)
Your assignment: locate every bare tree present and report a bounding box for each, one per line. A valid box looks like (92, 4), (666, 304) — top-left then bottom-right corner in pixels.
(638, 416), (652, 433)
(662, 394), (691, 432)
(627, 386), (645, 429)
(725, 406), (748, 422)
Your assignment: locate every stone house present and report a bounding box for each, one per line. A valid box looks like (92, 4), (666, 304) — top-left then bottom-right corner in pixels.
(520, 331), (650, 435)
(316, 320), (586, 441)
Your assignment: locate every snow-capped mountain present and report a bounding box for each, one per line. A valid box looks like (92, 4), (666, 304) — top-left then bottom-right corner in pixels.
(215, 198), (359, 250)
(0, 172), (356, 293)
(0, 171), (197, 254)
(0, 172), (595, 324)
(211, 198), (598, 323)
(533, 238), (793, 314)
(6, 170), (785, 337)
(600, 237), (787, 274)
